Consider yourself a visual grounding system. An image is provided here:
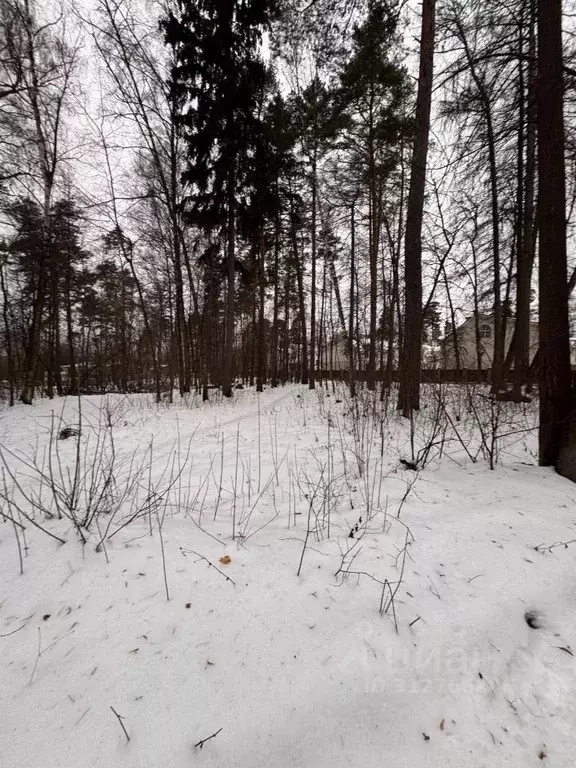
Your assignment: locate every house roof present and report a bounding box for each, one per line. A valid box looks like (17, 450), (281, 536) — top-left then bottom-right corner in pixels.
(456, 313), (537, 331)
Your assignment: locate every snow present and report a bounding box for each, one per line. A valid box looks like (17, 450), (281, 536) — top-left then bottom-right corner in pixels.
(1, 385), (575, 768)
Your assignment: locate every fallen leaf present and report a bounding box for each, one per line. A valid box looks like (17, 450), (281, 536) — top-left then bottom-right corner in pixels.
(42, 614), (51, 621)
(186, 603), (191, 609)
(219, 555), (231, 565)
(538, 751), (547, 760)
(440, 719), (445, 731)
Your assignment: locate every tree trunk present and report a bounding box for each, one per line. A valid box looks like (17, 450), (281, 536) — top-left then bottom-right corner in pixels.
(486, 112), (503, 391)
(537, 0), (572, 467)
(21, 264), (47, 404)
(223, 165), (236, 398)
(309, 148), (317, 390)
(0, 259), (14, 406)
(20, 0), (53, 404)
(271, 203), (281, 388)
(65, 263), (78, 395)
(513, 0), (537, 399)
(367, 100), (378, 391)
(398, 0), (436, 416)
(283, 263), (291, 383)
(256, 230), (266, 392)
(348, 203), (356, 397)
(291, 198), (308, 385)
(329, 251), (346, 340)
(52, 270), (63, 396)
(170, 120), (189, 396)
(317, 254), (327, 376)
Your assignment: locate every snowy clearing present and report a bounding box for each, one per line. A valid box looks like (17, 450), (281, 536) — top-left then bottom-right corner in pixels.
(1, 385), (575, 768)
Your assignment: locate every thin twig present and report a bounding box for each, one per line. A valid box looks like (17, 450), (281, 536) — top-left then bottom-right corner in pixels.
(28, 627), (41, 686)
(110, 706), (130, 742)
(194, 727), (222, 749)
(180, 548), (236, 585)
(0, 622), (27, 638)
(534, 538), (576, 553)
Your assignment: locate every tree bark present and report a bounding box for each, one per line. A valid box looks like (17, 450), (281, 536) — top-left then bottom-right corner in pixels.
(513, 0), (537, 399)
(348, 202), (356, 397)
(367, 93), (378, 392)
(0, 258), (14, 406)
(256, 230), (266, 392)
(537, 0), (572, 467)
(270, 200), (281, 388)
(291, 195), (308, 385)
(222, 165), (236, 398)
(398, 0), (436, 416)
(309, 147), (317, 390)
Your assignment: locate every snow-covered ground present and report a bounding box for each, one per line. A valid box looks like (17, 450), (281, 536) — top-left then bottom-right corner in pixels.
(1, 385), (575, 768)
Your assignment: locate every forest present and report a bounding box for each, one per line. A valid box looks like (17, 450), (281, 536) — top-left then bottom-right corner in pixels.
(1, 0), (575, 466)
(2, 3), (576, 766)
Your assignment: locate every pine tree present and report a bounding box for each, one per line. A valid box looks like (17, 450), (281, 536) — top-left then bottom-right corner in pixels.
(291, 77), (346, 390)
(163, 0), (279, 397)
(340, 1), (412, 391)
(242, 81), (297, 392)
(263, 93), (298, 388)
(398, 0), (436, 415)
(50, 200), (88, 396)
(6, 198), (46, 399)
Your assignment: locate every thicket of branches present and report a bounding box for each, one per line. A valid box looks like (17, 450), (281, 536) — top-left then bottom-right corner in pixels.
(0, 0), (574, 466)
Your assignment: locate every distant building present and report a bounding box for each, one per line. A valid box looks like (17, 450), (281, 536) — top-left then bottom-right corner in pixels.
(442, 313), (539, 370)
(326, 335), (350, 370)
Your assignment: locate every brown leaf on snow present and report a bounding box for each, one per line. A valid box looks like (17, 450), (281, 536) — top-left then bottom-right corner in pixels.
(42, 614), (51, 621)
(185, 603), (191, 609)
(539, 751), (547, 760)
(219, 556), (231, 565)
(440, 719), (445, 731)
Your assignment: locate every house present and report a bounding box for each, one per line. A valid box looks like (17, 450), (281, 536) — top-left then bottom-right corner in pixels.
(442, 313), (539, 370)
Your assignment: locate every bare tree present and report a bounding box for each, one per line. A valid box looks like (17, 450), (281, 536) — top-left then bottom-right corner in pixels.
(0, 0), (79, 403)
(87, 0), (197, 397)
